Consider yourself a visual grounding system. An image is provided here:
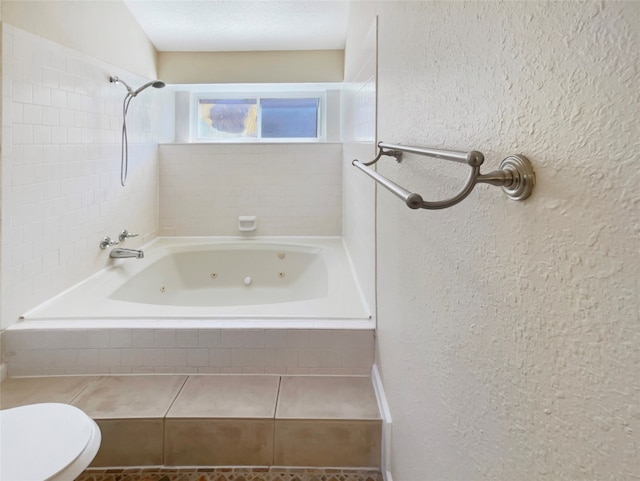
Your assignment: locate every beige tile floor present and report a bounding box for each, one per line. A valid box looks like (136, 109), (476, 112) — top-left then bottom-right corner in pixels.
(277, 376), (380, 420)
(168, 375), (280, 418)
(0, 375), (95, 408)
(275, 376), (381, 467)
(165, 375), (281, 466)
(0, 374), (382, 472)
(73, 375), (187, 419)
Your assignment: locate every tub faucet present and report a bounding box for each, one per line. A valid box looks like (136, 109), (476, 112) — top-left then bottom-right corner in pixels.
(109, 248), (144, 259)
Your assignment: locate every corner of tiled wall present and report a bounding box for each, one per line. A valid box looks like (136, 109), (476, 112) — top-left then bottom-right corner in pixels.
(341, 17), (378, 324)
(0, 330), (7, 382)
(0, 20), (4, 380)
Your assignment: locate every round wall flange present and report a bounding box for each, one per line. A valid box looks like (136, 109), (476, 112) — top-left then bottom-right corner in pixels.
(499, 155), (535, 201)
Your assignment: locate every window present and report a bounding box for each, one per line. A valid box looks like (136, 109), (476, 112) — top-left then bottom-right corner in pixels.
(198, 98), (258, 139)
(261, 98), (319, 138)
(195, 93), (324, 142)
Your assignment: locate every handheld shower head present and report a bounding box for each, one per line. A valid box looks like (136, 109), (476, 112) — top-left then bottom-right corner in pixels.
(131, 80), (166, 97)
(109, 75), (166, 187)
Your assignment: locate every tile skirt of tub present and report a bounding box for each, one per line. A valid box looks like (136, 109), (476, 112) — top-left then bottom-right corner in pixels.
(77, 467), (383, 481)
(3, 328), (375, 377)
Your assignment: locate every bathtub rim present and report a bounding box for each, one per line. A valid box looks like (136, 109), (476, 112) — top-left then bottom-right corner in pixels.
(7, 317), (376, 331)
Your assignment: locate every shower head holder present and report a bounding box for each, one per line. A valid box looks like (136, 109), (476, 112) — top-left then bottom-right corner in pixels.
(110, 76), (165, 97)
(109, 76), (133, 95)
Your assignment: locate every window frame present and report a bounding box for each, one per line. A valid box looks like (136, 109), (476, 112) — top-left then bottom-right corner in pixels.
(193, 91), (327, 143)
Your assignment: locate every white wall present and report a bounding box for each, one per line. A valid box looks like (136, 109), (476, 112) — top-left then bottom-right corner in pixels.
(0, 5), (4, 375)
(1, 25), (160, 329)
(341, 16), (377, 324)
(159, 50), (344, 84)
(346, 1), (640, 480)
(1, 0), (157, 79)
(159, 143), (342, 236)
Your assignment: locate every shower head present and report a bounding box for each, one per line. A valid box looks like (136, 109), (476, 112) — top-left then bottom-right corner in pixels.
(131, 80), (166, 97)
(110, 76), (165, 97)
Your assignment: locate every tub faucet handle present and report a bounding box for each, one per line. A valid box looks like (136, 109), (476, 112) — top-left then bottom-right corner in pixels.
(119, 229), (139, 242)
(99, 236), (119, 249)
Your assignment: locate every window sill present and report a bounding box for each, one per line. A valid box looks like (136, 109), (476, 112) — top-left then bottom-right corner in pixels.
(159, 141), (341, 146)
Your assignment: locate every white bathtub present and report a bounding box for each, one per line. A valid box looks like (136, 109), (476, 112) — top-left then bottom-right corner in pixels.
(19, 237), (371, 327)
(6, 237), (374, 376)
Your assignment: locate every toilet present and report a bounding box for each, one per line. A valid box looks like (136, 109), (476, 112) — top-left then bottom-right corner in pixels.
(0, 403), (101, 481)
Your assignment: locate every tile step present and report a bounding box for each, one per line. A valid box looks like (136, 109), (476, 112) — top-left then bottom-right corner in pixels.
(0, 374), (382, 469)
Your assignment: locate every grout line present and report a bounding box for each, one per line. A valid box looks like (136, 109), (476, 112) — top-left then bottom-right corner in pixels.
(163, 373), (190, 417)
(161, 374), (190, 465)
(68, 375), (98, 404)
(274, 374), (283, 419)
(271, 375), (283, 465)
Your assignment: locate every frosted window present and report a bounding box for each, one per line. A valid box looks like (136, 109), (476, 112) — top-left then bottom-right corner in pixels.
(196, 95), (321, 141)
(198, 99), (258, 139)
(261, 98), (319, 138)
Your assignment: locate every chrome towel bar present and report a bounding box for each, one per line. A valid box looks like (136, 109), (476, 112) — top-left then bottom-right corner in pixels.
(352, 142), (535, 210)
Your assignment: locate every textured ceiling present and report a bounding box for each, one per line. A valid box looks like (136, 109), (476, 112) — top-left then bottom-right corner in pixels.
(123, 0), (351, 52)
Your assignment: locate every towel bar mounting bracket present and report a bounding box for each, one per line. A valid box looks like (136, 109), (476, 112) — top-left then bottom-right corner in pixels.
(493, 154), (535, 201)
(362, 147), (402, 166)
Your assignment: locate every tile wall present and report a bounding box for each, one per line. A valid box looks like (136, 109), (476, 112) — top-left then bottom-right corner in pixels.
(159, 143), (342, 236)
(1, 25), (160, 329)
(0, 26), (372, 381)
(3, 328), (375, 376)
(341, 19), (378, 320)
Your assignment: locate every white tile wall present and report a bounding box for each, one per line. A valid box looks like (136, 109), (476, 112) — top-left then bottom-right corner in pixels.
(3, 328), (375, 376)
(0, 27), (376, 377)
(159, 143), (342, 236)
(1, 25), (160, 329)
(342, 19), (378, 321)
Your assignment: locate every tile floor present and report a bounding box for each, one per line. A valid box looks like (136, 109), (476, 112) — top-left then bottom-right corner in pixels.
(0, 374), (382, 477)
(75, 466), (383, 481)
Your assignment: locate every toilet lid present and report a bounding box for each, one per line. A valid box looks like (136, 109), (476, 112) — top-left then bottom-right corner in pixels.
(0, 403), (98, 481)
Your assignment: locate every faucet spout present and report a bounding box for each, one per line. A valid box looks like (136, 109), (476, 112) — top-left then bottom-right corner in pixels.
(109, 248), (144, 259)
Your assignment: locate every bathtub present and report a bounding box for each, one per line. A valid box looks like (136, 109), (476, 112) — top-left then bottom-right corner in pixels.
(6, 237), (374, 376)
(19, 237), (371, 328)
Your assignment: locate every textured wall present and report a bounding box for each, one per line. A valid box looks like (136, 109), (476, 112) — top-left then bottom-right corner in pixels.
(1, 25), (160, 329)
(346, 1), (640, 480)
